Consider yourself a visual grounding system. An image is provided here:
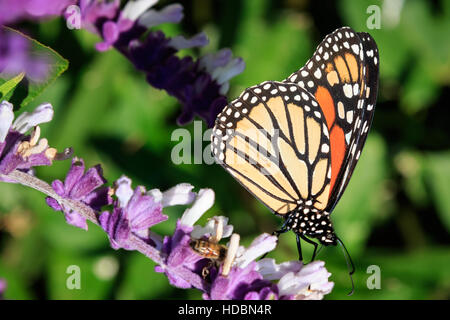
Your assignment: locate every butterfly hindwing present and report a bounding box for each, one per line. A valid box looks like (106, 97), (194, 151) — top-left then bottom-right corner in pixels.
(211, 81), (332, 216)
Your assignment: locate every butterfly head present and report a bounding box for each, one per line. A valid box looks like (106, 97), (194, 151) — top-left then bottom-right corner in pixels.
(285, 209), (337, 246)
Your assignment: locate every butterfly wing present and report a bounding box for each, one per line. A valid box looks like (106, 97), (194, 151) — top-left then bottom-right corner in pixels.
(284, 27), (379, 211)
(211, 81), (332, 216)
(327, 32), (380, 209)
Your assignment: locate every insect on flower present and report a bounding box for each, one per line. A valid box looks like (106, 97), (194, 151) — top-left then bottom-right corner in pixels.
(189, 239), (228, 262)
(189, 217), (231, 279)
(211, 27), (379, 294)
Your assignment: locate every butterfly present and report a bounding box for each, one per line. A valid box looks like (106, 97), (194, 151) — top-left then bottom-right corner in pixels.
(211, 27), (379, 268)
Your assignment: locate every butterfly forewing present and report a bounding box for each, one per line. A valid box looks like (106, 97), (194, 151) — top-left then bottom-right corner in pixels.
(211, 81), (332, 216)
(326, 32), (380, 209)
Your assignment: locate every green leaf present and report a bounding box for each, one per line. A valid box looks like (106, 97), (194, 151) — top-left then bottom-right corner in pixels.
(332, 133), (390, 255)
(0, 26), (68, 108)
(0, 72), (25, 100)
(425, 152), (450, 232)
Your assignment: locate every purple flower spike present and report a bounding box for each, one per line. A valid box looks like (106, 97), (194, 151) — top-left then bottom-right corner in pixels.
(99, 176), (166, 249)
(46, 157), (111, 230)
(65, 0), (244, 127)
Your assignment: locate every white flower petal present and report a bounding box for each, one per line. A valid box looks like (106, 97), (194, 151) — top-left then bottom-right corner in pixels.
(12, 103), (53, 133)
(115, 176), (134, 207)
(191, 215), (234, 239)
(198, 49), (232, 73)
(256, 258), (302, 281)
(234, 233), (277, 268)
(147, 188), (162, 203)
(137, 4), (183, 28)
(211, 57), (245, 85)
(160, 183), (195, 207)
(168, 32), (209, 50)
(180, 188), (214, 226)
(122, 0), (158, 21)
(277, 260), (334, 299)
(0, 101), (14, 143)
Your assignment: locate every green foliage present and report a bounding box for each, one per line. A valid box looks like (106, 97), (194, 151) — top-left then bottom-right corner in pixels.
(425, 152), (450, 232)
(0, 72), (24, 100)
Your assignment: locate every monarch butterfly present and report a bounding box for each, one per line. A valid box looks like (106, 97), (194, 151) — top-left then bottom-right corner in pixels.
(211, 26), (379, 290)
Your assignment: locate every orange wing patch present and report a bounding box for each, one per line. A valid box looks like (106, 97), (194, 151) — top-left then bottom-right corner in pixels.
(315, 86), (335, 131)
(329, 125), (346, 192)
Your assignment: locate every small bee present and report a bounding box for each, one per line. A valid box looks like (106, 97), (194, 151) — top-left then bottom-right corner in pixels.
(189, 239), (227, 262)
(189, 239), (228, 279)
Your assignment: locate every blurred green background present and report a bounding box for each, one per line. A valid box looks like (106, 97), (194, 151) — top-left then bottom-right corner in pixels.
(0, 0), (449, 300)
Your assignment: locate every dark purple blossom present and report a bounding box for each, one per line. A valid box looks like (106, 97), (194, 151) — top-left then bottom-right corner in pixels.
(46, 157), (111, 230)
(155, 221), (205, 289)
(207, 261), (279, 300)
(99, 176), (166, 250)
(0, 101), (60, 179)
(66, 0), (244, 126)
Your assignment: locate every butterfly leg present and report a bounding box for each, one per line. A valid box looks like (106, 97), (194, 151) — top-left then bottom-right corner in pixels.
(296, 234), (303, 261)
(299, 234), (318, 262)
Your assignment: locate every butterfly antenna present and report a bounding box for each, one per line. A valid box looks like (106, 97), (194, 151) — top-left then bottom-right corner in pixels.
(336, 237), (355, 296)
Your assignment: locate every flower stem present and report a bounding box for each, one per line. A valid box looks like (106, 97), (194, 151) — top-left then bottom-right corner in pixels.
(2, 169), (204, 290)
(3, 170), (165, 259)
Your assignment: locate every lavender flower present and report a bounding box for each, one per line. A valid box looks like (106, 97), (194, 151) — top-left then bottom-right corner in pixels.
(0, 0), (76, 25)
(67, 0), (244, 126)
(99, 176), (166, 249)
(0, 101), (60, 178)
(46, 157), (111, 230)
